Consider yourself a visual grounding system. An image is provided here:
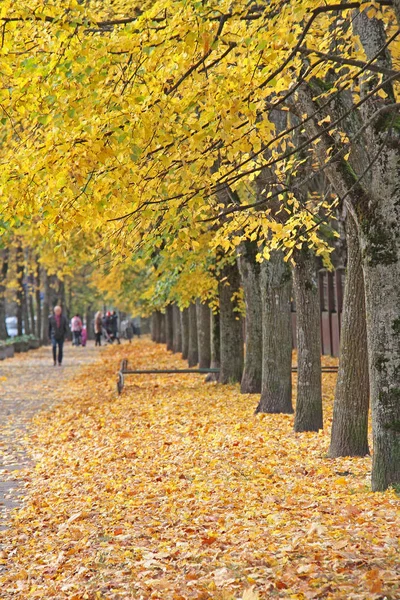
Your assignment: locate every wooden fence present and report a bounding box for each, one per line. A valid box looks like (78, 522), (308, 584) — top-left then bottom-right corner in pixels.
(291, 267), (345, 357)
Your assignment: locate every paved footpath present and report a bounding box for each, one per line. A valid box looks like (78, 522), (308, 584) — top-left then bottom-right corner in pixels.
(0, 342), (102, 537)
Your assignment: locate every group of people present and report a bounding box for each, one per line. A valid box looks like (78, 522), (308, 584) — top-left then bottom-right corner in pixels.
(94, 310), (120, 347)
(48, 307), (88, 366)
(48, 306), (137, 365)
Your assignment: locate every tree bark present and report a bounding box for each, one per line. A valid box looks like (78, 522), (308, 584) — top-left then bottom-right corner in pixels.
(256, 251), (293, 414)
(16, 244), (24, 337)
(219, 261), (244, 384)
(206, 309), (221, 382)
(58, 278), (66, 314)
(86, 305), (94, 340)
(0, 249), (9, 339)
(329, 214), (369, 456)
(237, 241), (263, 393)
(159, 312), (166, 344)
(172, 304), (182, 353)
(41, 268), (50, 344)
(293, 248), (323, 432)
(28, 289), (35, 336)
(165, 304), (174, 351)
(188, 303), (199, 367)
(35, 257), (41, 339)
(180, 307), (189, 360)
(196, 300), (211, 369)
(151, 311), (160, 342)
(350, 10), (399, 490)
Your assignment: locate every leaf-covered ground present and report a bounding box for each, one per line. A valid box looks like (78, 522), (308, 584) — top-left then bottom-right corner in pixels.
(0, 339), (398, 599)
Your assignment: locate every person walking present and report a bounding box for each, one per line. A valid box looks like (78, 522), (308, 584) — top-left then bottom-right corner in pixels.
(111, 310), (121, 344)
(49, 305), (69, 366)
(126, 319), (133, 343)
(70, 314), (83, 346)
(94, 311), (103, 347)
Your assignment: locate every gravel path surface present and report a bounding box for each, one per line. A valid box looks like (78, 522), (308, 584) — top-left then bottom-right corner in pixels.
(0, 342), (102, 535)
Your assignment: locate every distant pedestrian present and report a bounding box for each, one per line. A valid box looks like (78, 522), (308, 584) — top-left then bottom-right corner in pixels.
(126, 320), (133, 343)
(132, 317), (141, 338)
(103, 311), (113, 343)
(49, 305), (69, 366)
(81, 326), (87, 347)
(111, 310), (121, 344)
(70, 314), (83, 346)
(94, 311), (103, 346)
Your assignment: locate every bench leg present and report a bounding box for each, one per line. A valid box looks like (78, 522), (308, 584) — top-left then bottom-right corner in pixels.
(117, 372), (124, 395)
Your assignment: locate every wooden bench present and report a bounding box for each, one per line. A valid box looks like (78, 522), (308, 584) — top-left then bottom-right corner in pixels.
(116, 360), (338, 394)
(117, 359), (220, 394)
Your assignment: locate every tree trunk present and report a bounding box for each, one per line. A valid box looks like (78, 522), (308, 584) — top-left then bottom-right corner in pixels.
(58, 278), (66, 313)
(86, 305), (94, 340)
(360, 205), (400, 490)
(181, 307), (189, 360)
(151, 311), (160, 342)
(172, 304), (182, 353)
(206, 310), (220, 382)
(165, 304), (174, 351)
(351, 7), (400, 491)
(16, 244), (24, 337)
(237, 241), (262, 393)
(256, 251), (293, 413)
(28, 290), (35, 336)
(0, 249), (9, 339)
(41, 268), (50, 344)
(293, 248), (323, 432)
(329, 214), (369, 456)
(196, 300), (211, 369)
(188, 303), (198, 367)
(219, 261), (244, 384)
(159, 312), (166, 344)
(35, 257), (41, 339)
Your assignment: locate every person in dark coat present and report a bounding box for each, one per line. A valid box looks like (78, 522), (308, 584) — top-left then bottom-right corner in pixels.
(111, 310), (121, 344)
(48, 305), (69, 366)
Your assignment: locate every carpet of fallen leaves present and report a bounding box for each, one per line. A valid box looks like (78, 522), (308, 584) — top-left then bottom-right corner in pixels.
(0, 338), (399, 600)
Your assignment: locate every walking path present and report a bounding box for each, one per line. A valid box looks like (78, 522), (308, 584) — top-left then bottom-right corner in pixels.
(0, 342), (102, 535)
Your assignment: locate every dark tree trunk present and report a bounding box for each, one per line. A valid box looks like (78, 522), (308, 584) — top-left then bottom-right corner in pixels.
(293, 248), (323, 432)
(16, 244), (24, 337)
(159, 312), (166, 344)
(35, 257), (41, 339)
(181, 307), (189, 360)
(237, 241), (262, 393)
(86, 305), (94, 340)
(165, 304), (174, 351)
(219, 261), (244, 384)
(23, 287), (31, 335)
(196, 300), (211, 368)
(329, 214), (369, 456)
(58, 278), (66, 314)
(172, 304), (182, 353)
(256, 251), (293, 414)
(41, 268), (50, 344)
(206, 310), (220, 382)
(28, 290), (35, 336)
(0, 249), (9, 339)
(188, 303), (198, 367)
(151, 311), (160, 342)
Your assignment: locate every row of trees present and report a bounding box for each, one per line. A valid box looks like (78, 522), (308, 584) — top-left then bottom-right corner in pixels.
(0, 0), (398, 490)
(0, 235), (104, 342)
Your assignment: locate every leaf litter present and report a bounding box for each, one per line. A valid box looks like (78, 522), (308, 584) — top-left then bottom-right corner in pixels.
(0, 339), (398, 599)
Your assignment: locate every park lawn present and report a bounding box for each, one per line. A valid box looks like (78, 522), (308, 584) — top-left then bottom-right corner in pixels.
(0, 339), (398, 599)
